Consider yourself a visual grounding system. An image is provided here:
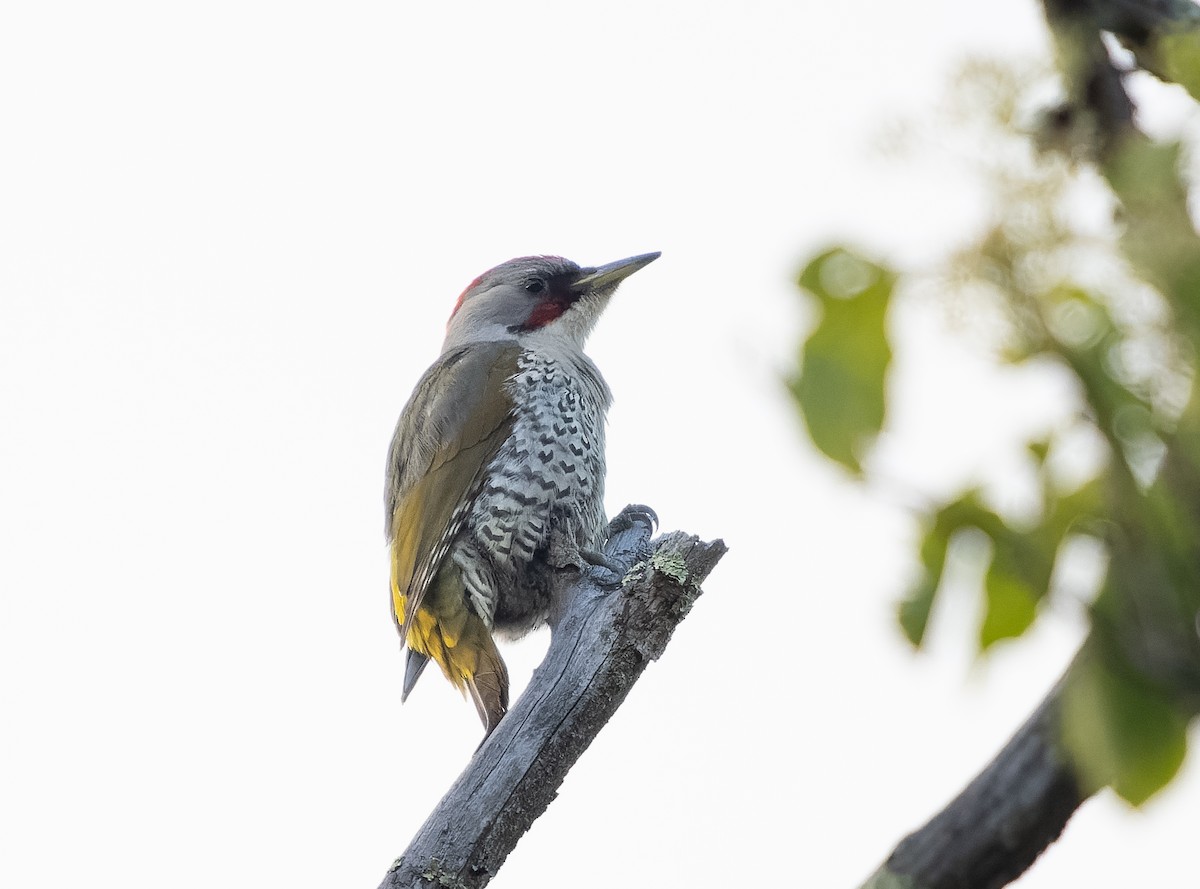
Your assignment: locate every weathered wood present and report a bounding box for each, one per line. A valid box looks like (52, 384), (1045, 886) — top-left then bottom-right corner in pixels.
(379, 508), (727, 889)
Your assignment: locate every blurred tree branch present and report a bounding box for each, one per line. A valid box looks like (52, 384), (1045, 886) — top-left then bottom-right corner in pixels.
(786, 3), (1200, 888)
(378, 512), (726, 889)
(864, 669), (1083, 889)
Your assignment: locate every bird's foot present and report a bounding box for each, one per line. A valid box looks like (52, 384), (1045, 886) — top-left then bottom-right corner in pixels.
(580, 549), (627, 589)
(583, 505), (659, 588)
(606, 503), (659, 537)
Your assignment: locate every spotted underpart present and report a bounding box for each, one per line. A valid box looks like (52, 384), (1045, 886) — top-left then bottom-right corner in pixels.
(450, 346), (612, 638)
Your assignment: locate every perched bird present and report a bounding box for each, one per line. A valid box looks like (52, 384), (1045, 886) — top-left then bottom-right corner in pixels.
(384, 251), (660, 735)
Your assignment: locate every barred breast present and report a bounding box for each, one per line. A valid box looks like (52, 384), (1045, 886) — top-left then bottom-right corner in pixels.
(450, 347), (612, 637)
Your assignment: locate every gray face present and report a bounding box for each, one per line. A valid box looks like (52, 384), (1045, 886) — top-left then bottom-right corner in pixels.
(446, 255), (587, 344)
(442, 251), (658, 351)
(469, 255), (582, 303)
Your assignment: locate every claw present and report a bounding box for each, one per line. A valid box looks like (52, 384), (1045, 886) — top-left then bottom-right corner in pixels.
(608, 503), (659, 536)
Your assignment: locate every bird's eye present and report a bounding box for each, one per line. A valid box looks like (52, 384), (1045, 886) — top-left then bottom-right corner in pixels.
(525, 279), (545, 294)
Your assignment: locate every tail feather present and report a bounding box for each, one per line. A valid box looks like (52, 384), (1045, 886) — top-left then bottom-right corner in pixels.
(465, 647), (510, 737)
(401, 648), (431, 701)
(401, 605), (511, 737)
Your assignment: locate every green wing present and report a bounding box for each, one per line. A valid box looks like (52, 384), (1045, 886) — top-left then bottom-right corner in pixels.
(385, 341), (520, 639)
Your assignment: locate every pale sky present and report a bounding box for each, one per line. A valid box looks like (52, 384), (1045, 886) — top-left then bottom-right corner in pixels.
(3, 3), (1198, 887)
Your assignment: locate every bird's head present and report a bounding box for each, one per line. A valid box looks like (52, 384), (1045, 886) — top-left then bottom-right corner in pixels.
(443, 252), (660, 351)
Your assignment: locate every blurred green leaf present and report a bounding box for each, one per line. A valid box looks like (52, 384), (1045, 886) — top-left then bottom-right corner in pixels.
(1050, 299), (1160, 485)
(980, 539), (1041, 649)
(1027, 437), (1051, 465)
(899, 529), (948, 647)
(900, 492), (994, 648)
(900, 488), (1071, 651)
(1105, 138), (1200, 333)
(789, 248), (895, 474)
(977, 469), (1107, 650)
(1046, 475), (1107, 541)
(1062, 649), (1189, 805)
(1155, 31), (1200, 103)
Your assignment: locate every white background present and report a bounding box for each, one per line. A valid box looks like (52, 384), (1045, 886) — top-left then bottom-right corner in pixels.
(3, 2), (1198, 887)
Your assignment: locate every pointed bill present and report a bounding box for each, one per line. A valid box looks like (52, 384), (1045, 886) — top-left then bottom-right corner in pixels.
(571, 251), (661, 293)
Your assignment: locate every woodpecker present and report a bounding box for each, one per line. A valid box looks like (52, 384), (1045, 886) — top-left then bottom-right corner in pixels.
(384, 251), (660, 736)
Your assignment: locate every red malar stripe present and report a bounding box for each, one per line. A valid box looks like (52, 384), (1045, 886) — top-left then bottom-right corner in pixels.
(524, 299), (569, 329)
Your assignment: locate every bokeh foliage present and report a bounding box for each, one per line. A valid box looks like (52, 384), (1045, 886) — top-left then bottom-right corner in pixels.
(789, 60), (1200, 805)
(787, 249), (893, 475)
